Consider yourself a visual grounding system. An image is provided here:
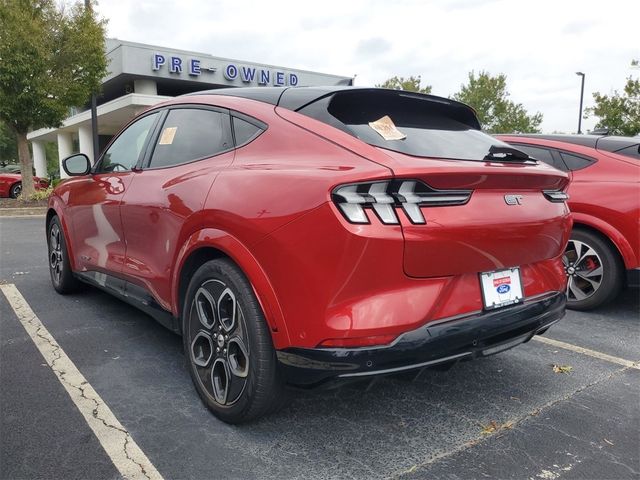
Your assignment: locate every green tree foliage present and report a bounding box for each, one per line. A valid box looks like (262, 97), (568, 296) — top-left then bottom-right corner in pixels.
(0, 0), (107, 196)
(376, 75), (432, 94)
(45, 142), (59, 177)
(0, 119), (17, 164)
(585, 69), (640, 136)
(453, 71), (543, 134)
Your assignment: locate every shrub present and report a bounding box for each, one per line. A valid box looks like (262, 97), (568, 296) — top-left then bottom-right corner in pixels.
(17, 186), (54, 202)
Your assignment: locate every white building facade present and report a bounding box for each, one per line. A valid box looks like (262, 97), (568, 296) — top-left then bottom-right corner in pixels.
(27, 39), (352, 177)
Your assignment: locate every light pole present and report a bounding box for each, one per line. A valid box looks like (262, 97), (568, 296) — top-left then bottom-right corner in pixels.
(85, 0), (99, 161)
(576, 72), (585, 134)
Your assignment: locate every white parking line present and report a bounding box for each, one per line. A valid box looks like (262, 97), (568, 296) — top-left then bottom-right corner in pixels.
(533, 335), (640, 370)
(0, 284), (163, 480)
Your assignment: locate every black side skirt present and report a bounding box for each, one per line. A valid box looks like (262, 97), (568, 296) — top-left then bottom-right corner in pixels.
(74, 271), (180, 334)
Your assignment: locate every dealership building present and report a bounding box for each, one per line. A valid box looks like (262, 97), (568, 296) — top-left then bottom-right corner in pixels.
(27, 39), (352, 177)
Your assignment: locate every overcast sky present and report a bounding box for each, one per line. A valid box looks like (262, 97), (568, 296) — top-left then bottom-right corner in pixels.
(97, 0), (639, 133)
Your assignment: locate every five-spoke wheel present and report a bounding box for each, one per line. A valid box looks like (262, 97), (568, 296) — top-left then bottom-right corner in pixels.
(47, 216), (79, 294)
(49, 223), (63, 284)
(182, 258), (284, 424)
(188, 282), (250, 406)
(562, 228), (623, 311)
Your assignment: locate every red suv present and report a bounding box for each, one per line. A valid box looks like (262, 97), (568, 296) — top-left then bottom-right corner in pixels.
(498, 134), (640, 310)
(48, 87), (571, 423)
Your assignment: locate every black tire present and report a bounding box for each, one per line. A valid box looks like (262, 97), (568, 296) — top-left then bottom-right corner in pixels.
(564, 228), (623, 311)
(182, 258), (285, 424)
(47, 216), (81, 294)
(9, 182), (21, 199)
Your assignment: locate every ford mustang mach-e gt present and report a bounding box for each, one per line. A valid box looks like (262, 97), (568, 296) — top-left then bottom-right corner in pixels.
(48, 87), (571, 423)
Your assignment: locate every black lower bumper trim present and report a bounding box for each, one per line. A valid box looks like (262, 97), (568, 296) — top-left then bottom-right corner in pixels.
(277, 291), (566, 388)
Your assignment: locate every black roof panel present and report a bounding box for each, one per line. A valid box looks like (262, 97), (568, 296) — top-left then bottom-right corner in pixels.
(186, 86), (477, 121)
(503, 134), (600, 148)
(502, 133), (640, 155)
(185, 87), (287, 105)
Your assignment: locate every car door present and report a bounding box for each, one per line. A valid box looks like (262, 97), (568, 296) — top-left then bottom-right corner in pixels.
(67, 111), (160, 276)
(120, 106), (235, 310)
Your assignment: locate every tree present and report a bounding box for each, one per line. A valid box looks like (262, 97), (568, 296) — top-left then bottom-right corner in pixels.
(376, 75), (432, 94)
(0, 0), (107, 197)
(0, 120), (17, 165)
(585, 65), (640, 136)
(453, 71), (543, 134)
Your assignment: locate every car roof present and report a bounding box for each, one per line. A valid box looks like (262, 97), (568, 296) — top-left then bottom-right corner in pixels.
(185, 86), (477, 120)
(501, 133), (640, 156)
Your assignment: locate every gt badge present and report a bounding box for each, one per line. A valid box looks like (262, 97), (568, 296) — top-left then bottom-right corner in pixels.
(504, 194), (523, 205)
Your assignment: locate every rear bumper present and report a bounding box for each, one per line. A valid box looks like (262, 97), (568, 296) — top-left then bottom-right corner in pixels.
(277, 291), (565, 387)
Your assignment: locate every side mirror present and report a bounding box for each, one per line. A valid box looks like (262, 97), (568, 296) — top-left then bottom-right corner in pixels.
(62, 153), (91, 176)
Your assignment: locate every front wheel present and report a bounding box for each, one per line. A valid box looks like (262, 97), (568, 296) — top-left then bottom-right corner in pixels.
(563, 228), (623, 311)
(48, 216), (81, 294)
(182, 258), (284, 424)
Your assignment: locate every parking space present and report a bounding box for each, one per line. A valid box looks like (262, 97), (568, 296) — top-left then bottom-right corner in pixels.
(1, 217), (638, 480)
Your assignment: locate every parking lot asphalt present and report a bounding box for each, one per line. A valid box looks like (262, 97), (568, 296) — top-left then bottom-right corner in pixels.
(1, 216), (638, 480)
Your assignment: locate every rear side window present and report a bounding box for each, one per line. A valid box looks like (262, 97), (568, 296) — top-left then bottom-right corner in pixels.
(513, 145), (567, 171)
(559, 152), (595, 171)
(613, 144), (640, 160)
(302, 90), (517, 161)
(149, 108), (232, 168)
(232, 117), (263, 146)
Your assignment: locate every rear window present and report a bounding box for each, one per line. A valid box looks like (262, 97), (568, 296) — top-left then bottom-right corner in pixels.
(302, 90), (519, 161)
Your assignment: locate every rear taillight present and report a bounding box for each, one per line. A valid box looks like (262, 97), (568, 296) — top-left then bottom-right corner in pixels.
(543, 190), (569, 203)
(332, 180), (472, 225)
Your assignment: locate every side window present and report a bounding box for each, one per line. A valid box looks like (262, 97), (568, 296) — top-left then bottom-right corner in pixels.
(514, 145), (567, 171)
(149, 109), (231, 168)
(233, 117), (263, 146)
(613, 144), (640, 160)
(560, 152), (595, 171)
(99, 113), (159, 173)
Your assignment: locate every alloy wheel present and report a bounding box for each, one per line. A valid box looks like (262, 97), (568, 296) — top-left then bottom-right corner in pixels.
(562, 239), (603, 301)
(49, 223), (63, 284)
(12, 183), (22, 198)
(188, 280), (250, 406)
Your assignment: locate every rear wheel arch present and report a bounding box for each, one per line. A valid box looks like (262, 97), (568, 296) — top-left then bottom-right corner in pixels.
(570, 212), (636, 269)
(177, 247), (227, 323)
(173, 234), (289, 347)
(572, 222), (625, 269)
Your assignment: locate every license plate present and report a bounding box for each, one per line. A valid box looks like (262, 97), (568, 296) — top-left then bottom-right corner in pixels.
(480, 268), (524, 310)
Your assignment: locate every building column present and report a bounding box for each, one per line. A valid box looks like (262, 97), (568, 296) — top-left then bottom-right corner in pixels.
(134, 79), (157, 95)
(32, 141), (47, 178)
(57, 132), (73, 179)
(78, 124), (94, 165)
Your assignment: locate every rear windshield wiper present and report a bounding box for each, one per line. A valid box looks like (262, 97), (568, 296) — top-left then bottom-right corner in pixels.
(484, 145), (532, 162)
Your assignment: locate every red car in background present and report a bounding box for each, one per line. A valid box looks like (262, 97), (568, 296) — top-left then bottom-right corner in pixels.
(47, 87), (571, 423)
(498, 134), (640, 310)
(0, 166), (49, 198)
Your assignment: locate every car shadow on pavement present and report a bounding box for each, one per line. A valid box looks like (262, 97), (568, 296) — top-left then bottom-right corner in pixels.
(50, 284), (639, 480)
